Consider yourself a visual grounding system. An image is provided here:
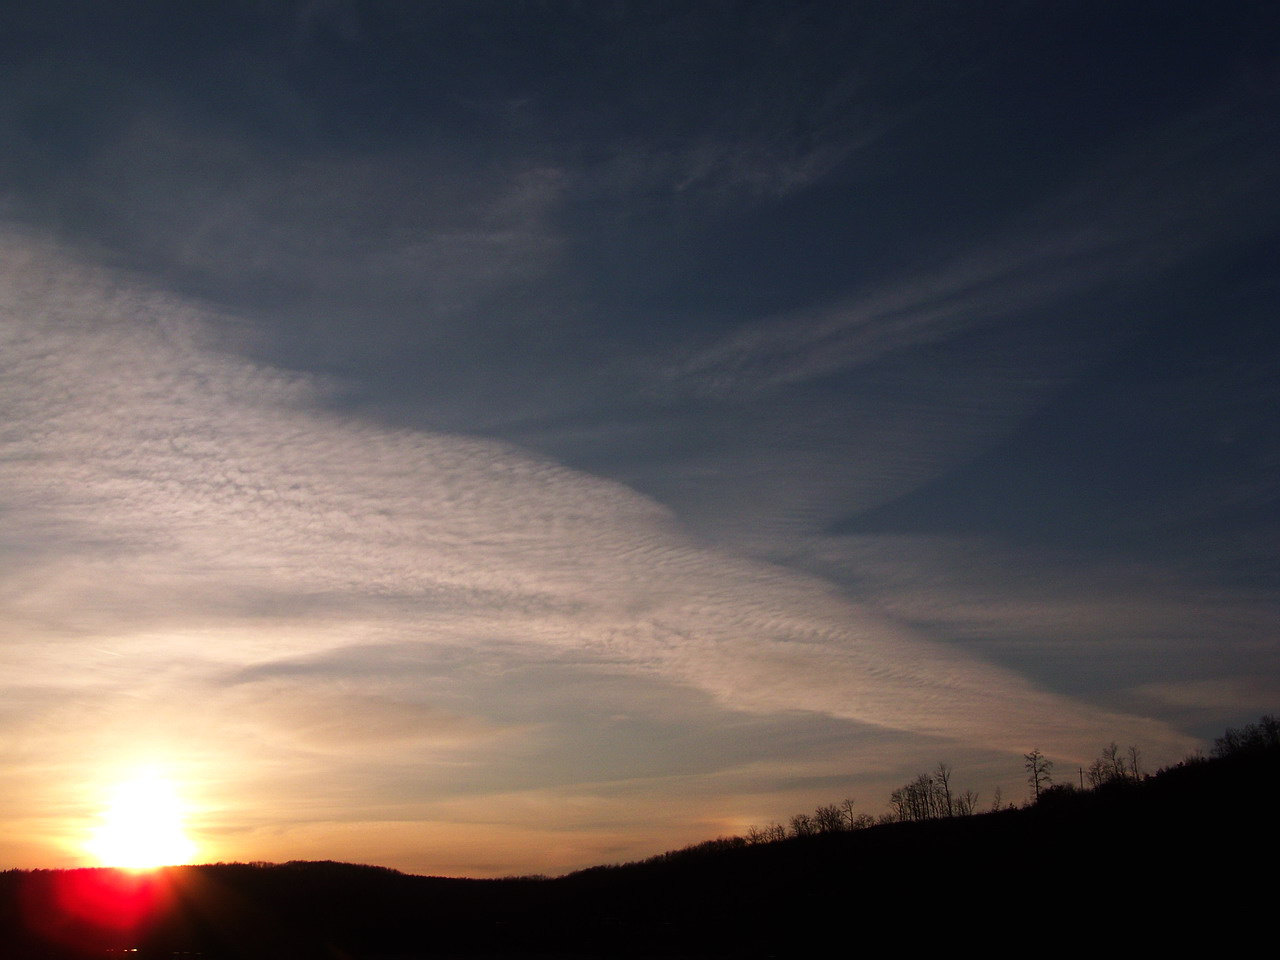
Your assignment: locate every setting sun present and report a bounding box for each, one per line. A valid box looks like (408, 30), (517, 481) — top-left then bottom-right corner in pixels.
(85, 772), (198, 869)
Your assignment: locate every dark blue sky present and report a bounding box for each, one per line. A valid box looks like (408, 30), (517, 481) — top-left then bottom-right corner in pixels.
(1, 2), (1276, 874)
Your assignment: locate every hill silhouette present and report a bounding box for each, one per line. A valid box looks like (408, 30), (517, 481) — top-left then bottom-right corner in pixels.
(4, 722), (1276, 958)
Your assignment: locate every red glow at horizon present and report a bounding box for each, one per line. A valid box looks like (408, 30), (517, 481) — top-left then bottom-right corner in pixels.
(19, 867), (173, 952)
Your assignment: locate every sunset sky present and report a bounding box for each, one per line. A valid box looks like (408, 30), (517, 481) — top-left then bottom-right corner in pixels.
(2, 2), (1277, 877)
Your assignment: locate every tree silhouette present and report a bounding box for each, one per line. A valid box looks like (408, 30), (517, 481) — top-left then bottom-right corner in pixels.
(839, 797), (858, 829)
(812, 804), (845, 834)
(788, 813), (814, 837)
(935, 762), (954, 817)
(1127, 744), (1143, 780)
(954, 788), (979, 816)
(1024, 749), (1052, 800)
(1213, 715), (1280, 757)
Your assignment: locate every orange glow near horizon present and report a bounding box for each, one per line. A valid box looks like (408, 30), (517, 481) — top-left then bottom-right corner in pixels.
(85, 771), (199, 869)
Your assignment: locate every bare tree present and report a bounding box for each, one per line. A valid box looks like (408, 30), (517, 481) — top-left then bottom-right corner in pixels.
(789, 812), (814, 838)
(1102, 742), (1126, 782)
(1024, 749), (1053, 801)
(839, 796), (859, 830)
(813, 804), (845, 834)
(954, 788), (979, 816)
(1086, 758), (1110, 789)
(934, 762), (954, 817)
(990, 786), (1003, 811)
(1213, 715), (1280, 757)
(888, 786), (909, 822)
(1127, 744), (1143, 781)
(889, 771), (948, 821)
(1088, 742), (1134, 788)
(907, 772), (938, 820)
(747, 822), (788, 844)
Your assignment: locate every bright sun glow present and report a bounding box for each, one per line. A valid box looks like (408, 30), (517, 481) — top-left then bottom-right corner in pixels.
(85, 771), (198, 869)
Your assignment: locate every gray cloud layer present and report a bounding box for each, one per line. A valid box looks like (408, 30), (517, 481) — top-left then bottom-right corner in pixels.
(0, 227), (1189, 798)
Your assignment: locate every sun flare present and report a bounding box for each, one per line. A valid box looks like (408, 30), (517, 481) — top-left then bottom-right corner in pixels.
(85, 771), (198, 869)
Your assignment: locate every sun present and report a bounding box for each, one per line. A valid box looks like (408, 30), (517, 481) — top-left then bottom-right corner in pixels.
(85, 771), (198, 869)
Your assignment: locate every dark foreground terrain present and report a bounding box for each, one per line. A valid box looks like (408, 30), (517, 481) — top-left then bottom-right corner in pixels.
(4, 743), (1276, 959)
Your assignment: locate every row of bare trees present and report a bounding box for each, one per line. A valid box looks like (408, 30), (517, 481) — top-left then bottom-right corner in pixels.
(741, 718), (1278, 848)
(1084, 742), (1143, 788)
(1026, 741), (1146, 797)
(1025, 741), (1149, 798)
(887, 763), (981, 822)
(745, 796), (876, 844)
(1212, 715), (1279, 757)
(613, 719), (1278, 877)
(660, 718), (1278, 871)
(744, 762), (985, 841)
(745, 745), (1131, 841)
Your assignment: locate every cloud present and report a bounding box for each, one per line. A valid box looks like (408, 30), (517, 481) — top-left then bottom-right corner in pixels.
(0, 226), (1192, 780)
(1131, 678), (1280, 720)
(1, 223), (1205, 878)
(661, 91), (1280, 404)
(796, 532), (1280, 735)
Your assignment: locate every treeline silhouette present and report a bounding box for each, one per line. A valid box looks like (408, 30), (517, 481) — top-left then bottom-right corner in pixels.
(637, 732), (1190, 858)
(3, 716), (1276, 958)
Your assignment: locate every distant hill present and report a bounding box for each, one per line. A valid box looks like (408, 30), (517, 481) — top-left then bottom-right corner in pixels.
(4, 740), (1276, 958)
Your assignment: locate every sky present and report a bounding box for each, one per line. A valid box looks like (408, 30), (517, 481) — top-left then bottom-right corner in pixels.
(1, 1), (1277, 877)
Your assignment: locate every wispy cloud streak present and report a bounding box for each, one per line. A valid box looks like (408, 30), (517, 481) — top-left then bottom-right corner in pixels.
(0, 228), (1189, 781)
(665, 102), (1279, 401)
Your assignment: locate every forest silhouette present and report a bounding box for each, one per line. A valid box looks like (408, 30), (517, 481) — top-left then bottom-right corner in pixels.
(4, 716), (1276, 958)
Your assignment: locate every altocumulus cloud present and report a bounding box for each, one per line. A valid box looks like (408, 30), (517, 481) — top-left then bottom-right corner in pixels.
(0, 227), (1193, 865)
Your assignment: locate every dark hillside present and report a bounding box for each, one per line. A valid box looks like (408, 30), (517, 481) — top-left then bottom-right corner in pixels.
(561, 748), (1278, 954)
(4, 744), (1275, 958)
